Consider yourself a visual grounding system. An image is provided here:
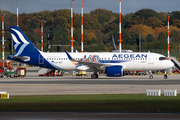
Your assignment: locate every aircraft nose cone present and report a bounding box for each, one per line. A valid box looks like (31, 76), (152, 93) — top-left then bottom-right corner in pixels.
(169, 61), (174, 68)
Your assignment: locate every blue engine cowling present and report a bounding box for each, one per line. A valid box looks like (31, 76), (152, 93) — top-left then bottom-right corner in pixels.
(105, 66), (123, 77)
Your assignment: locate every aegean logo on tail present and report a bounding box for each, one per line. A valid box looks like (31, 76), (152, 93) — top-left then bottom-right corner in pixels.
(11, 28), (29, 44)
(11, 28), (30, 56)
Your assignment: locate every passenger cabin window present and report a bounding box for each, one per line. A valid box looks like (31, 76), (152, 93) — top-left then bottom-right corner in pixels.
(159, 57), (167, 60)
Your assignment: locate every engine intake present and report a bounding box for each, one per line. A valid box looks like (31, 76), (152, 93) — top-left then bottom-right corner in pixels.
(105, 66), (123, 77)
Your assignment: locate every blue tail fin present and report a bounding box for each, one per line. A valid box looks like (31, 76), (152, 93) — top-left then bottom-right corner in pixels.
(9, 26), (63, 69)
(10, 26), (39, 56)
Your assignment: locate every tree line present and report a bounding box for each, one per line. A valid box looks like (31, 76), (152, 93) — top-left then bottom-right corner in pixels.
(0, 8), (180, 55)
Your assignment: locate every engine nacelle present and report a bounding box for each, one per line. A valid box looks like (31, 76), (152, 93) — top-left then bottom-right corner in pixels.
(105, 66), (123, 77)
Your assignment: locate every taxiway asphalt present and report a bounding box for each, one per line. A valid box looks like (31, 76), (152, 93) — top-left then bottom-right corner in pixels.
(0, 67), (180, 95)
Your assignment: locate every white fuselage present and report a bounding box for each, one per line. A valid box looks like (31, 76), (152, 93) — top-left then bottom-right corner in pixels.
(40, 51), (174, 71)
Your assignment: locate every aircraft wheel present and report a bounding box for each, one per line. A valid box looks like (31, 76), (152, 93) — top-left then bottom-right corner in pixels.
(95, 73), (98, 78)
(149, 75), (153, 79)
(91, 74), (98, 79)
(91, 74), (96, 79)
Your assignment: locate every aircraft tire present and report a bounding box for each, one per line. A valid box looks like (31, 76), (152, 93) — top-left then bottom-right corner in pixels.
(91, 74), (96, 79)
(149, 75), (153, 79)
(91, 74), (98, 79)
(95, 73), (98, 78)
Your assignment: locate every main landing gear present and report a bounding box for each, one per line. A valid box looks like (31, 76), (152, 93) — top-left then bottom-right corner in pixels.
(91, 73), (99, 79)
(149, 70), (153, 79)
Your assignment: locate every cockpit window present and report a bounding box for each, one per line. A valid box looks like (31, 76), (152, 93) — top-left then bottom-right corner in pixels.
(159, 57), (167, 60)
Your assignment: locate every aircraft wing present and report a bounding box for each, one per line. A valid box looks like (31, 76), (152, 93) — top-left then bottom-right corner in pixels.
(65, 50), (110, 70)
(76, 60), (107, 68)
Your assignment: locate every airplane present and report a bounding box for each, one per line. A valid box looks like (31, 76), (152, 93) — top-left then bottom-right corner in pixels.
(7, 26), (174, 79)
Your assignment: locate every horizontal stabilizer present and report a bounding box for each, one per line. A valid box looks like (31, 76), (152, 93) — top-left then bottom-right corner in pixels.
(8, 55), (30, 61)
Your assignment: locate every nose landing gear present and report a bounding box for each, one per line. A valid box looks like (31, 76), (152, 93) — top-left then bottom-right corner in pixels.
(149, 70), (153, 79)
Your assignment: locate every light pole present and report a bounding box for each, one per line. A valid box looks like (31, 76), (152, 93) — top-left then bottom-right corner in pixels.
(17, 0), (19, 27)
(81, 0), (84, 52)
(167, 14), (170, 60)
(119, 0), (122, 53)
(139, 33), (141, 52)
(70, 0), (74, 53)
(13, 0), (19, 26)
(40, 20), (46, 52)
(1, 14), (5, 68)
(41, 20), (44, 52)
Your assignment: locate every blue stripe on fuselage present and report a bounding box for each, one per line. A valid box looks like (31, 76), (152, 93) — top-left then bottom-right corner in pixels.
(100, 60), (130, 63)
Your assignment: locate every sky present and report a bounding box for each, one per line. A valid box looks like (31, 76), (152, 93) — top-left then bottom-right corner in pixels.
(0, 0), (180, 15)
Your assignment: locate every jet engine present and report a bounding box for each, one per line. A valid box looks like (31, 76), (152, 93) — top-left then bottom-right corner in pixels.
(105, 66), (123, 77)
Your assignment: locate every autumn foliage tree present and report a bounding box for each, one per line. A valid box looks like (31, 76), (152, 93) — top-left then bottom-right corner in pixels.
(154, 27), (166, 39)
(172, 19), (180, 28)
(128, 24), (155, 38)
(146, 17), (164, 29)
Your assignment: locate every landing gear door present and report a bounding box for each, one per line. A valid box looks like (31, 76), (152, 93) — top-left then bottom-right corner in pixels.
(39, 54), (44, 64)
(148, 54), (154, 64)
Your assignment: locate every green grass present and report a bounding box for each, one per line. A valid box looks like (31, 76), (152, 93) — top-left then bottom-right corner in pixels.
(0, 94), (180, 112)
